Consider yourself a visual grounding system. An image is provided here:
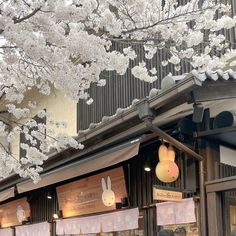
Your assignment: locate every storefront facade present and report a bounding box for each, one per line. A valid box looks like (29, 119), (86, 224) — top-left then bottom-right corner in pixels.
(0, 71), (236, 235)
(0, 137), (200, 236)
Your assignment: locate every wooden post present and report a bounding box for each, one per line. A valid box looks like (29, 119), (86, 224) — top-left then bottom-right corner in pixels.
(207, 192), (223, 236)
(199, 159), (207, 236)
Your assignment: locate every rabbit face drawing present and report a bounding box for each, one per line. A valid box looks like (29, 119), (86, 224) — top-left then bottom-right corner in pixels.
(156, 144), (179, 183)
(101, 176), (115, 207)
(16, 205), (26, 224)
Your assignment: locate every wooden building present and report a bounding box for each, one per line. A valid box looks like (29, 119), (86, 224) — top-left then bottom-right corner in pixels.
(0, 71), (236, 235)
(0, 1), (235, 234)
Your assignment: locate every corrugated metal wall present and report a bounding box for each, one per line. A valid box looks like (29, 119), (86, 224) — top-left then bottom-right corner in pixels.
(78, 0), (236, 130)
(28, 188), (58, 223)
(78, 41), (192, 130)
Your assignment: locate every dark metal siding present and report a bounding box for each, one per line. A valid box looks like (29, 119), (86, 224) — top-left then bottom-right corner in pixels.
(28, 188), (58, 223)
(78, 42), (192, 130)
(220, 163), (236, 178)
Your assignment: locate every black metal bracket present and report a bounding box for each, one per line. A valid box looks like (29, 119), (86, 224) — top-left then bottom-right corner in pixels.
(136, 99), (155, 121)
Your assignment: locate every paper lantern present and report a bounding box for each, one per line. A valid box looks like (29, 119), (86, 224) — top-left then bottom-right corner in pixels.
(167, 145), (175, 161)
(156, 144), (179, 183)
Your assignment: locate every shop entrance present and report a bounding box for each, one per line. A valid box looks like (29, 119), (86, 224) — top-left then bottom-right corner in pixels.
(222, 191), (236, 236)
(206, 176), (236, 236)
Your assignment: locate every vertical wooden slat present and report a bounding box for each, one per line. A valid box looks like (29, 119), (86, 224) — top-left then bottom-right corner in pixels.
(29, 188), (59, 223)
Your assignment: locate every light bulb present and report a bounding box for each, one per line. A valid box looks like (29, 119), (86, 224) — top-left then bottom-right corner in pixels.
(144, 166), (151, 172)
(53, 213), (59, 219)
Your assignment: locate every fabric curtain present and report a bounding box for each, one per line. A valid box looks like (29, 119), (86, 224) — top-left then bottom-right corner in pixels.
(15, 222), (50, 236)
(56, 208), (139, 235)
(0, 228), (13, 236)
(156, 198), (196, 226)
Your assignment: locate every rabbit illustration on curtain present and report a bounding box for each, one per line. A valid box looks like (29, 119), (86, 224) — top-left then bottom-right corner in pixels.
(16, 205), (26, 224)
(101, 176), (115, 207)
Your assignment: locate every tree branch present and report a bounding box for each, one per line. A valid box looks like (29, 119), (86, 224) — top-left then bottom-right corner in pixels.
(13, 7), (41, 24)
(21, 0), (31, 8)
(0, 46), (17, 49)
(122, 7), (214, 34)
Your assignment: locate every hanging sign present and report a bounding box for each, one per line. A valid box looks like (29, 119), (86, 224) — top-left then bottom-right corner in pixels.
(153, 187), (182, 202)
(0, 198), (30, 228)
(56, 167), (128, 217)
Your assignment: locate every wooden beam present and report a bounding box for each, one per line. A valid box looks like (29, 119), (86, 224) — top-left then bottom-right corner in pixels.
(145, 120), (203, 161)
(207, 192), (223, 236)
(205, 140), (220, 181)
(193, 81), (236, 102)
(194, 126), (236, 138)
(206, 176), (236, 193)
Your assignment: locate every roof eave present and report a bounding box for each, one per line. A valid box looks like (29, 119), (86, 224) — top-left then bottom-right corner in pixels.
(0, 74), (202, 191)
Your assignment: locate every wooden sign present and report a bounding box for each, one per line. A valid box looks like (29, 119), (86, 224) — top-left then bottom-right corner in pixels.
(153, 187), (182, 202)
(0, 198), (30, 228)
(56, 167), (128, 217)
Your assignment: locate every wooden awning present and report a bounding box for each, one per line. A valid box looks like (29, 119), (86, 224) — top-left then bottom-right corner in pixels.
(0, 187), (14, 203)
(17, 138), (141, 193)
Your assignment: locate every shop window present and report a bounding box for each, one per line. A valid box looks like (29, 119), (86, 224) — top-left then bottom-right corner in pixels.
(220, 145), (236, 167)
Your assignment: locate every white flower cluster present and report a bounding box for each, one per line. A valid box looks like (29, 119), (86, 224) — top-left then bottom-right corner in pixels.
(0, 108), (83, 183)
(132, 62), (158, 83)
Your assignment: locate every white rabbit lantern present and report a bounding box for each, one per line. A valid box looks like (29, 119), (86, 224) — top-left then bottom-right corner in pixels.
(156, 144), (179, 183)
(101, 176), (116, 207)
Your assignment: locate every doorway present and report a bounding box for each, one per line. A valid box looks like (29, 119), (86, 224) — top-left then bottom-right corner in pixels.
(223, 192), (236, 236)
(206, 176), (236, 236)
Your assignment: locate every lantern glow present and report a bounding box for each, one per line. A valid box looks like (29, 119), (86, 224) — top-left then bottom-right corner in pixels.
(155, 144), (179, 183)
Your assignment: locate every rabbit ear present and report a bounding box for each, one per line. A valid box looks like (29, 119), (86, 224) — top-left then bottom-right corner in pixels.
(107, 176), (112, 190)
(101, 178), (107, 191)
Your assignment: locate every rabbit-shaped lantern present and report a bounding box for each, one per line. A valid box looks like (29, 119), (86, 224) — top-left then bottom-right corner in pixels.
(101, 176), (115, 207)
(155, 144), (179, 183)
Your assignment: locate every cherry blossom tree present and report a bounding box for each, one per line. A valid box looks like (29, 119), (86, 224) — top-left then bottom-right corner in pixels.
(0, 0), (235, 182)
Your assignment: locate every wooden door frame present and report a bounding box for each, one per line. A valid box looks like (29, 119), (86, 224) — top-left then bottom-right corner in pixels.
(224, 197), (236, 236)
(206, 176), (236, 236)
